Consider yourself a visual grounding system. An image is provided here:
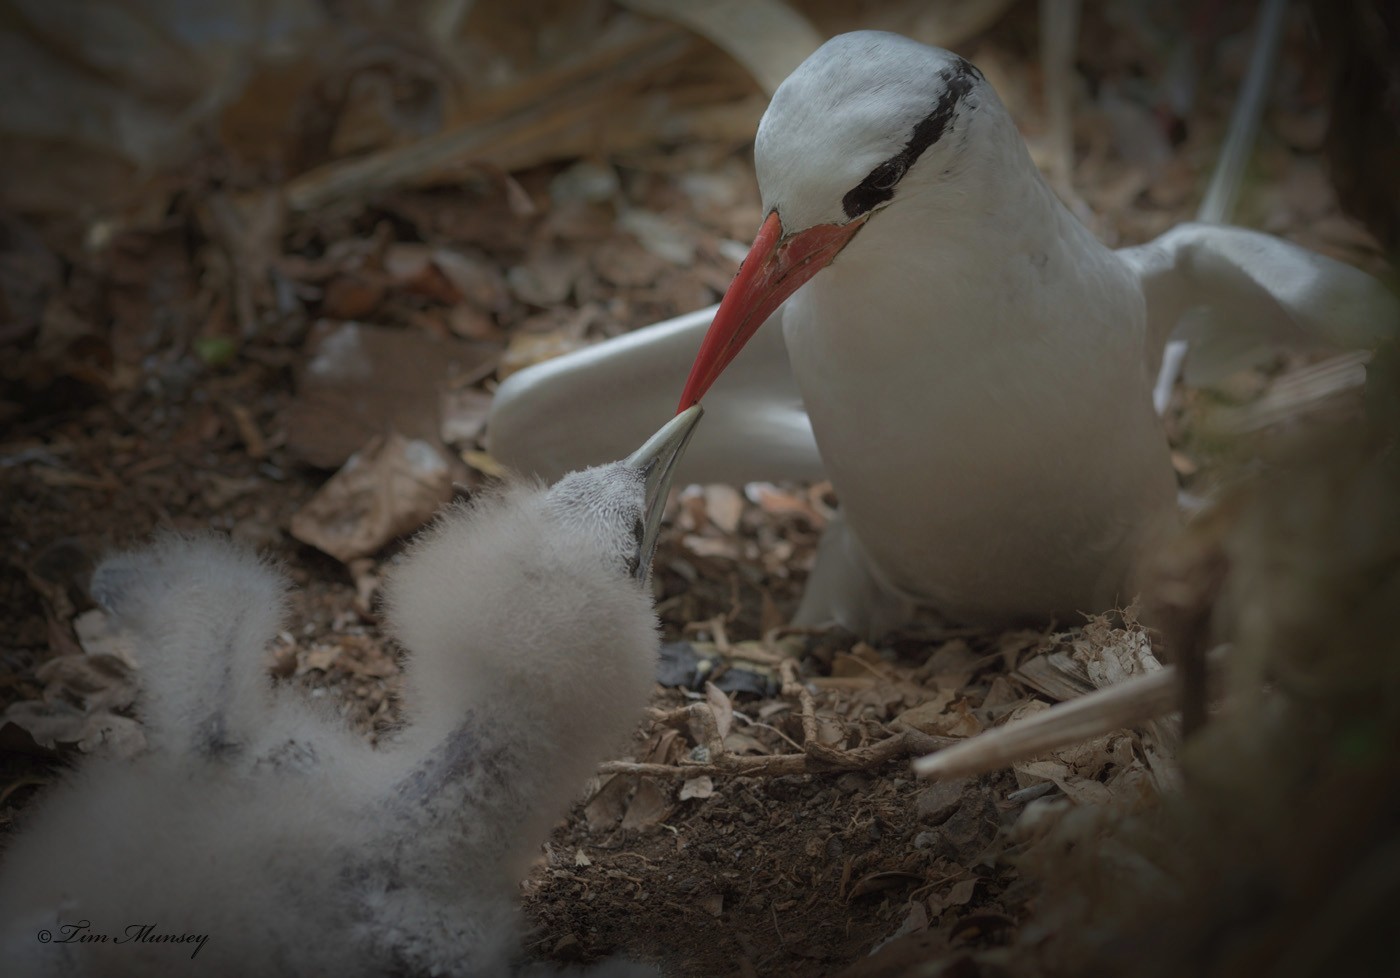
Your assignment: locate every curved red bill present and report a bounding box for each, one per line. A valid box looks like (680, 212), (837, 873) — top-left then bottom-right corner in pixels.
(676, 210), (865, 411)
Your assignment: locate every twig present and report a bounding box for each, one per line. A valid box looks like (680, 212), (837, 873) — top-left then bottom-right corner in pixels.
(599, 729), (953, 780)
(282, 26), (693, 214)
(912, 650), (1227, 780)
(778, 657), (818, 746)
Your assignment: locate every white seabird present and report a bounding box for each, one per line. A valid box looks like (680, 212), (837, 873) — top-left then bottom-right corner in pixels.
(488, 31), (1398, 637)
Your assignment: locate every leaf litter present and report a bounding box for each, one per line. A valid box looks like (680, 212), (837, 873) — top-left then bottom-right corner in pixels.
(0, 1), (1394, 977)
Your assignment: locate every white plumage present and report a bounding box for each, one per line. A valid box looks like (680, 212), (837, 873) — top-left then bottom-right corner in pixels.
(489, 31), (1400, 638)
(0, 408), (701, 978)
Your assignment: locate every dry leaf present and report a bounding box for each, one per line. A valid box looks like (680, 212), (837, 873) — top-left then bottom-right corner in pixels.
(704, 682), (733, 739)
(286, 322), (496, 469)
(549, 160), (621, 205)
(72, 609), (136, 666)
(505, 245), (586, 306)
(641, 727), (686, 766)
(916, 783), (969, 833)
(430, 248), (509, 312)
(702, 484), (743, 534)
(299, 645), (340, 674)
(2, 701), (146, 758)
(588, 237), (666, 288)
(894, 691), (958, 734)
(290, 432), (453, 563)
(679, 776), (714, 801)
(747, 482), (829, 527)
(462, 449), (508, 480)
(616, 208), (698, 266)
(721, 730), (769, 755)
(887, 899), (930, 942)
(943, 877), (979, 908)
(620, 778), (674, 831)
(583, 774), (633, 832)
(36, 654), (138, 714)
(439, 387), (494, 447)
(497, 331), (590, 381)
(916, 699), (983, 739)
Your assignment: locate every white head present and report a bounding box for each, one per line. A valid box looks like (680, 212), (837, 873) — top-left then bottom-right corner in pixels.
(544, 404), (701, 581)
(678, 32), (1001, 406)
(756, 31), (991, 232)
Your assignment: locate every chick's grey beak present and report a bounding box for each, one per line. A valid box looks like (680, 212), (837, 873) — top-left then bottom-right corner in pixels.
(626, 405), (703, 581)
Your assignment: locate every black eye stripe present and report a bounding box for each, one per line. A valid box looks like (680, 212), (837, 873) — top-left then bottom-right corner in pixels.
(869, 160), (906, 189)
(841, 59), (980, 220)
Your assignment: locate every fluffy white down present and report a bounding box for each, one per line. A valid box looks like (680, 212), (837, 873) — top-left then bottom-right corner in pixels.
(0, 474), (662, 978)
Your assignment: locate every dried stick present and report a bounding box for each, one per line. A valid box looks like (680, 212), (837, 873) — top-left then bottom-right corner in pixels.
(283, 26), (692, 213)
(913, 650), (1226, 780)
(599, 729), (953, 780)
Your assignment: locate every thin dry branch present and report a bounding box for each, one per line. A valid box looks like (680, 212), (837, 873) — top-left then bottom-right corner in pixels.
(283, 25), (694, 213)
(599, 729), (954, 780)
(913, 649), (1227, 780)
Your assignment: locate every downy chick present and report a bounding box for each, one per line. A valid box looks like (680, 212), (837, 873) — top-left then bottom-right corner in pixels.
(0, 407), (701, 978)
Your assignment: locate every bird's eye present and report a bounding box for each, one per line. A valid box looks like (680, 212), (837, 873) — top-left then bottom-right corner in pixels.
(842, 158), (909, 218)
(870, 160), (907, 190)
(624, 515), (646, 578)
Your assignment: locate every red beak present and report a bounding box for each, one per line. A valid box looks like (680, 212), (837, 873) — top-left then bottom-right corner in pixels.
(676, 210), (865, 411)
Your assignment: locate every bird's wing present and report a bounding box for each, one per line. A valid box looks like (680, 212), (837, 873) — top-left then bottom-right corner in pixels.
(91, 534), (288, 757)
(488, 303), (824, 486)
(1119, 222), (1400, 401)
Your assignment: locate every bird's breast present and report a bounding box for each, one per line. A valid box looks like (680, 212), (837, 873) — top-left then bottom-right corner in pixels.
(782, 238), (1176, 622)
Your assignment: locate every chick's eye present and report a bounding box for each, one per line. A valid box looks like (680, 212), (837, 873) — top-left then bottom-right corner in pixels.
(632, 516), (646, 544)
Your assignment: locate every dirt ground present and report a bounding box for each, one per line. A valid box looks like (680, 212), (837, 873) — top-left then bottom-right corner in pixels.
(0, 2), (1391, 976)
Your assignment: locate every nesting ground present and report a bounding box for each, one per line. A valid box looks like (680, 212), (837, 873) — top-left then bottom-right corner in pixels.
(0, 3), (1386, 976)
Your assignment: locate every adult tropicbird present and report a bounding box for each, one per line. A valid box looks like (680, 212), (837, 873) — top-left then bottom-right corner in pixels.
(0, 409), (699, 978)
(489, 31), (1399, 637)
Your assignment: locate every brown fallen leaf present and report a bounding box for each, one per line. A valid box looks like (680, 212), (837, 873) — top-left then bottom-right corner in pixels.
(1, 702), (146, 759)
(286, 321), (497, 470)
(702, 484), (744, 534)
(892, 691), (958, 734)
(496, 329), (590, 381)
(678, 775), (714, 800)
(619, 777), (674, 831)
(290, 431), (454, 563)
(505, 243), (587, 307)
(36, 654), (138, 714)
(430, 248), (510, 313)
(439, 386), (494, 447)
(590, 237), (669, 288)
(321, 275), (387, 319)
(703, 682), (734, 739)
(583, 774), (633, 831)
(72, 609), (136, 666)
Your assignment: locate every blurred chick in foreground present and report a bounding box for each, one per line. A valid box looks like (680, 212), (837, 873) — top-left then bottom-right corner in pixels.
(0, 408), (701, 978)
